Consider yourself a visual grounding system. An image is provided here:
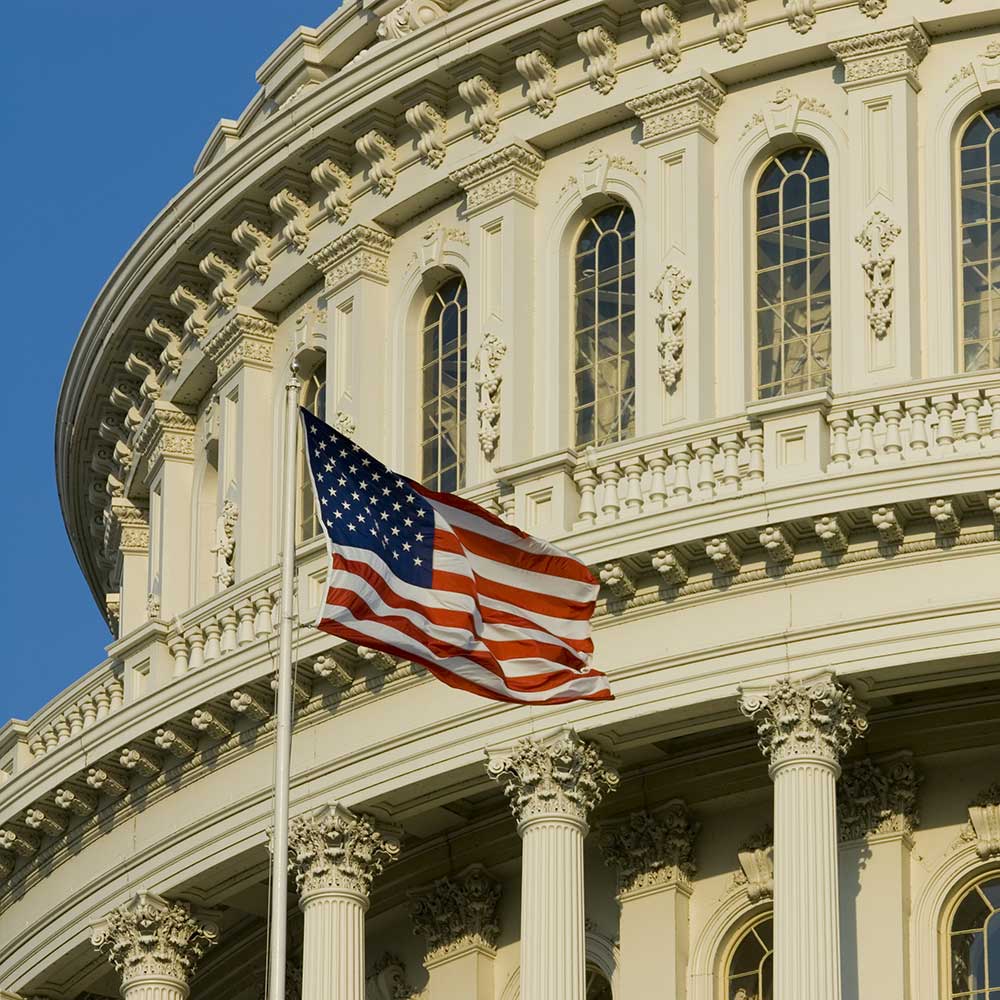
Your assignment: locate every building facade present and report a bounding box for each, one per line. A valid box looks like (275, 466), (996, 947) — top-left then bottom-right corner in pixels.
(3, 1), (1000, 998)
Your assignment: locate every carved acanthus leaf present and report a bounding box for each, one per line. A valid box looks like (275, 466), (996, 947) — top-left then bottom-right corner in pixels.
(837, 754), (920, 841)
(356, 130), (398, 197)
(410, 864), (502, 960)
(709, 0), (748, 52)
(405, 101), (448, 168)
(967, 784), (1000, 859)
(577, 26), (618, 94)
(458, 75), (501, 144)
(735, 827), (774, 901)
(471, 331), (505, 460)
(641, 4), (682, 72)
(785, 0), (816, 33)
(377, 0), (448, 40)
(651, 263), (691, 389)
(269, 187), (311, 252)
(601, 802), (698, 896)
(857, 211), (901, 340)
(311, 158), (353, 224)
(515, 50), (558, 117)
(145, 316), (183, 375)
(232, 219), (274, 281)
(170, 282), (211, 341)
(198, 250), (240, 310)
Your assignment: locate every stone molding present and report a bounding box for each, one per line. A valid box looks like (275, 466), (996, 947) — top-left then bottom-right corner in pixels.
(738, 672), (868, 768)
(626, 72), (726, 145)
(111, 497), (150, 555)
(90, 891), (219, 986)
(409, 863), (501, 961)
(132, 401), (197, 472)
(600, 800), (698, 898)
(965, 783), (1000, 859)
(829, 23), (930, 90)
(449, 142), (545, 214)
(286, 802), (401, 898)
(836, 752), (920, 842)
(486, 726), (618, 828)
(202, 311), (277, 381)
(735, 827), (774, 901)
(310, 224), (394, 292)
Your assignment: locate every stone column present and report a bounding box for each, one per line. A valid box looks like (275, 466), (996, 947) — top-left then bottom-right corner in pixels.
(487, 727), (618, 1000)
(600, 801), (698, 1000)
(410, 864), (502, 1000)
(739, 672), (867, 1000)
(287, 803), (401, 1000)
(91, 891), (219, 1000)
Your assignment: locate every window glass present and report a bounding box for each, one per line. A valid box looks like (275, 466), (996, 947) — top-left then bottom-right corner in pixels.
(725, 915), (773, 1000)
(950, 875), (1000, 998)
(585, 966), (613, 1000)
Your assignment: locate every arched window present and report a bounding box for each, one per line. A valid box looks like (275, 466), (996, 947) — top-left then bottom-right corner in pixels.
(724, 914), (773, 1000)
(298, 363), (327, 540)
(421, 275), (467, 492)
(949, 874), (1000, 997)
(585, 965), (613, 1000)
(574, 203), (636, 448)
(754, 146), (831, 399)
(959, 107), (1000, 372)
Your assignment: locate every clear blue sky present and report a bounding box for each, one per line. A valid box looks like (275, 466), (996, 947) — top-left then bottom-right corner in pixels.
(0, 1), (343, 723)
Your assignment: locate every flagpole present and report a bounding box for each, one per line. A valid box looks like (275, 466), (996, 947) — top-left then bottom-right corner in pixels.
(267, 362), (301, 1000)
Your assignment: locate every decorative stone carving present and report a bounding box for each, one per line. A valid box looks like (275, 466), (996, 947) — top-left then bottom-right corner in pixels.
(652, 548), (688, 584)
(709, 0), (748, 52)
(785, 0), (816, 33)
(599, 562), (636, 600)
(600, 801), (698, 896)
(739, 673), (868, 767)
(410, 864), (501, 960)
(54, 787), (97, 815)
(0, 827), (40, 856)
(449, 142), (545, 215)
(651, 263), (691, 389)
(966, 784), (1000, 858)
(471, 331), (505, 459)
(859, 0), (886, 18)
(837, 753), (920, 841)
(988, 491), (1000, 523)
(231, 690), (270, 721)
(486, 727), (619, 827)
(871, 505), (904, 544)
(191, 709), (231, 740)
(357, 645), (397, 672)
(367, 953), (418, 1000)
(577, 26), (619, 94)
(310, 225), (394, 292)
(736, 828), (774, 901)
(198, 249), (240, 310)
(458, 74), (501, 144)
(145, 316), (184, 375)
(286, 803), (401, 897)
(742, 86), (832, 137)
(814, 515), (849, 554)
(125, 350), (162, 402)
(112, 498), (150, 555)
(706, 537), (740, 574)
(405, 100), (448, 167)
(829, 25), (930, 89)
(627, 73), (727, 144)
(377, 0), (447, 40)
(211, 498), (238, 588)
(170, 281), (211, 341)
(154, 728), (198, 758)
(86, 767), (128, 797)
(202, 312), (277, 380)
(356, 130), (397, 196)
(760, 525), (795, 564)
(269, 185), (311, 252)
(90, 892), (219, 987)
(232, 219), (274, 281)
(856, 210), (901, 341)
(334, 411), (357, 437)
(641, 4), (682, 72)
(515, 49), (558, 117)
(133, 401), (197, 470)
(311, 157), (353, 225)
(25, 807), (66, 837)
(120, 747), (160, 777)
(930, 497), (961, 536)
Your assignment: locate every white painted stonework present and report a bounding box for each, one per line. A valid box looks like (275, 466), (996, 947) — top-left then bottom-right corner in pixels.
(3, 2), (1000, 998)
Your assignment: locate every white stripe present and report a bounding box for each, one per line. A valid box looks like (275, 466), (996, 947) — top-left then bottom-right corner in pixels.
(460, 549), (597, 603)
(477, 594), (593, 640)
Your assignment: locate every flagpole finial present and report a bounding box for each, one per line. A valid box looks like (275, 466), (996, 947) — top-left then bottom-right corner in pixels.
(287, 358), (302, 391)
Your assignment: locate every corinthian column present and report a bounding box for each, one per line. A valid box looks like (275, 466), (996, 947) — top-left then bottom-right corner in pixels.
(287, 803), (401, 1000)
(487, 727), (618, 1000)
(90, 892), (219, 1000)
(739, 672), (867, 1000)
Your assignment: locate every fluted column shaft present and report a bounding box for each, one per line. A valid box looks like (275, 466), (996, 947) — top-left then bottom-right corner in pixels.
(121, 977), (189, 1000)
(300, 887), (367, 1000)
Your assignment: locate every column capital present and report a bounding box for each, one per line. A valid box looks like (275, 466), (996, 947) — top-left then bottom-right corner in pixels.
(110, 497), (149, 555)
(837, 752), (920, 842)
(286, 802), (400, 900)
(133, 401), (197, 474)
(201, 310), (277, 381)
(90, 892), (219, 988)
(409, 863), (502, 963)
(486, 726), (618, 828)
(739, 672), (868, 770)
(829, 21), (930, 91)
(309, 223), (394, 293)
(600, 800), (698, 899)
(626, 70), (726, 145)
(449, 141), (545, 214)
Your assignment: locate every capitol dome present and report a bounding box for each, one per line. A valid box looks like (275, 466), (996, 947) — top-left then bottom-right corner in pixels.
(3, 1), (1000, 998)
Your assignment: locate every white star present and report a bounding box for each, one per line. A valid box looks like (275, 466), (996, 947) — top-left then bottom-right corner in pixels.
(391, 527), (400, 536)
(402, 542), (411, 552)
(414, 557), (423, 566)
(372, 472), (381, 481)
(317, 440), (327, 451)
(392, 502), (402, 512)
(333, 511), (343, 519)
(321, 498), (328, 506)
(403, 517), (413, 527)
(338, 476), (347, 486)
(349, 464), (358, 474)
(361, 457), (371, 466)
(415, 533), (424, 541)
(325, 461), (334, 472)
(352, 491), (360, 501)
(339, 449), (348, 458)
(380, 512), (389, 521)
(317, 473), (324, 483)
(392, 550), (400, 559)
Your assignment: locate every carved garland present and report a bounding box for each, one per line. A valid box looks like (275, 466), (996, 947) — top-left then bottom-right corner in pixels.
(651, 264), (692, 390)
(856, 210), (901, 340)
(471, 332), (506, 460)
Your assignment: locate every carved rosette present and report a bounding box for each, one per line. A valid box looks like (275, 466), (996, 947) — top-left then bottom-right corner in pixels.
(600, 801), (698, 897)
(310, 224), (394, 293)
(836, 753), (920, 842)
(739, 674), (868, 769)
(486, 727), (619, 828)
(449, 142), (545, 215)
(410, 864), (502, 961)
(90, 892), (219, 987)
(627, 73), (726, 145)
(286, 803), (401, 900)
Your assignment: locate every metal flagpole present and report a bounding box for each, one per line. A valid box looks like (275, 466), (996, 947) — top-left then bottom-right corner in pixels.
(267, 362), (301, 1000)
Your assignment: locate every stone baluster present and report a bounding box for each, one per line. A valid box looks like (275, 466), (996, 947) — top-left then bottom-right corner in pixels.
(597, 464), (622, 520)
(286, 803), (401, 1000)
(42, 729), (58, 752)
(167, 628), (189, 679)
(879, 402), (904, 462)
(667, 445), (693, 505)
(904, 399), (929, 454)
(718, 433), (742, 495)
(693, 439), (718, 499)
(987, 388), (1000, 448)
(67, 707), (84, 737)
(622, 458), (645, 514)
(94, 686), (112, 720)
(739, 673), (867, 1000)
(203, 620), (222, 662)
(54, 717), (71, 746)
(931, 395), (956, 453)
(487, 727), (618, 1000)
(219, 608), (238, 654)
(81, 696), (98, 729)
(108, 679), (125, 712)
(236, 598), (256, 646)
(644, 450), (669, 508)
(186, 626), (205, 672)
(574, 467), (599, 525)
(855, 407), (878, 465)
(253, 590), (275, 638)
(958, 389), (982, 451)
(827, 412), (851, 471)
(91, 892), (219, 1000)
(745, 428), (765, 489)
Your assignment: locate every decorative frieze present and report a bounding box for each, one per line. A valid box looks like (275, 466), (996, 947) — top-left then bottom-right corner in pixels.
(641, 3), (682, 72)
(377, 0), (448, 40)
(742, 86), (831, 137)
(735, 828), (774, 901)
(965, 784), (1000, 858)
(708, 0), (748, 52)
(405, 100), (448, 167)
(91, 892), (219, 988)
(202, 311), (277, 380)
(410, 864), (502, 960)
(486, 726), (619, 827)
(356, 129), (397, 196)
(837, 753), (920, 841)
(310, 224), (394, 292)
(627, 72), (726, 144)
(471, 331), (505, 459)
(111, 498), (149, 555)
(739, 673), (868, 768)
(785, 0), (816, 34)
(515, 48), (558, 117)
(449, 141), (545, 214)
(652, 263), (691, 390)
(857, 210), (901, 341)
(601, 801), (698, 897)
(286, 802), (401, 897)
(829, 24), (930, 90)
(948, 41), (1000, 95)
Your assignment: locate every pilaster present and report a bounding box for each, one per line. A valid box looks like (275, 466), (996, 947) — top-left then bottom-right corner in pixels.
(830, 22), (929, 387)
(450, 142), (545, 478)
(627, 73), (726, 427)
(90, 892), (219, 1000)
(111, 497), (150, 636)
(310, 225), (394, 458)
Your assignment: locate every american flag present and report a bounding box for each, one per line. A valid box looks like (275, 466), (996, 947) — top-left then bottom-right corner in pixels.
(301, 410), (612, 704)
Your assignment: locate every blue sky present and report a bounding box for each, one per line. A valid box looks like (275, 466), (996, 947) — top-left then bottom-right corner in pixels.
(0, 1), (342, 723)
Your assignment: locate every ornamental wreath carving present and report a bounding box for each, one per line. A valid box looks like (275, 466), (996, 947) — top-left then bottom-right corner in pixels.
(486, 726), (619, 826)
(90, 892), (219, 986)
(471, 332), (506, 459)
(739, 674), (868, 767)
(856, 210), (901, 340)
(836, 753), (920, 841)
(651, 263), (692, 390)
(410, 864), (502, 960)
